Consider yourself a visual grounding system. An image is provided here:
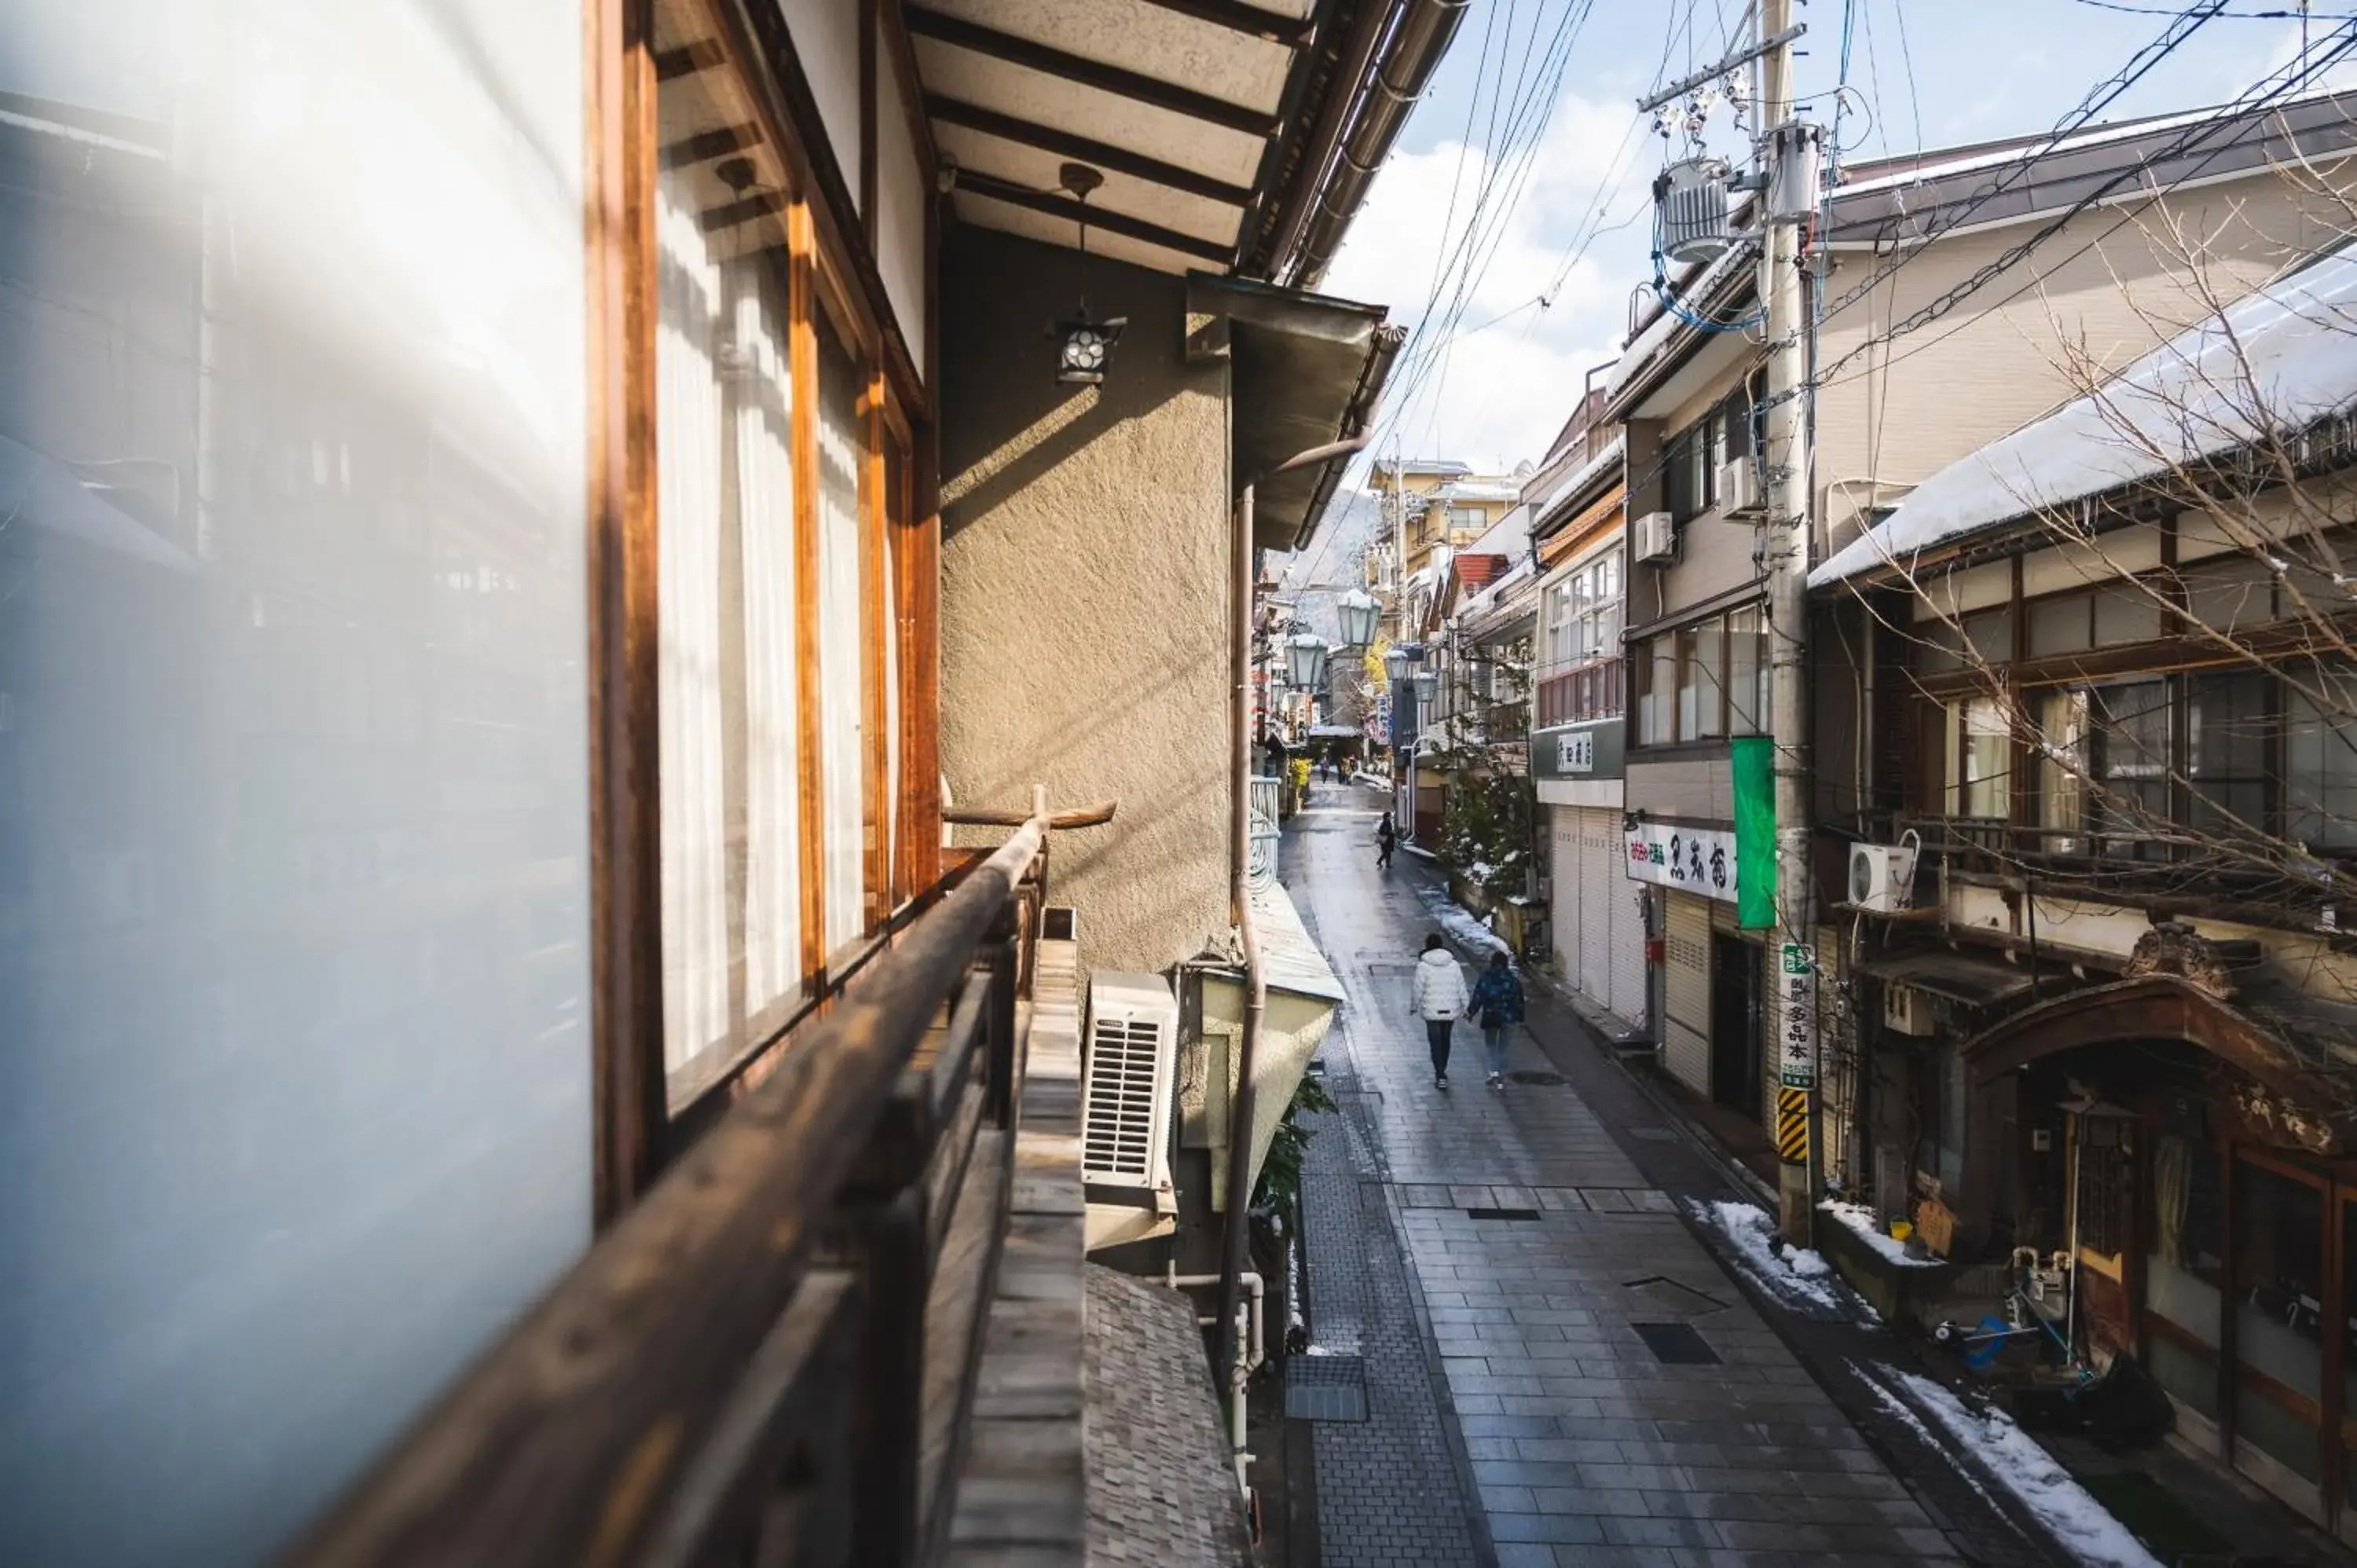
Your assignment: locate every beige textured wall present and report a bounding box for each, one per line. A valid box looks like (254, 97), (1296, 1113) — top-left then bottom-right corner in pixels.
(938, 225), (1233, 978)
(1815, 169), (2355, 553)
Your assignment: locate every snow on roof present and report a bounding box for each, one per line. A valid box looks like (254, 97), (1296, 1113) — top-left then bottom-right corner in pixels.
(1812, 244), (2357, 588)
(1607, 243), (1758, 398)
(1432, 479), (1521, 503)
(1531, 435), (1624, 526)
(1462, 503), (1530, 559)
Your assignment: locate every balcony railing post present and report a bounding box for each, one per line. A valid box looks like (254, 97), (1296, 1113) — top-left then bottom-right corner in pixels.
(983, 907), (1021, 1129)
(837, 1185), (928, 1568)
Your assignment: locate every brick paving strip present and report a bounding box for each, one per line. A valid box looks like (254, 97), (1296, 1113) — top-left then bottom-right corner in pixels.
(1284, 786), (1985, 1568)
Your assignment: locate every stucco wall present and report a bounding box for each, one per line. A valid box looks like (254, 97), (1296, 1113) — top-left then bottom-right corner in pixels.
(1814, 169), (2355, 554)
(938, 225), (1233, 978)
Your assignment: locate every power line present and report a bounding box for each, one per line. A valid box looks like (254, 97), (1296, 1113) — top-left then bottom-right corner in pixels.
(1809, 21), (2357, 397)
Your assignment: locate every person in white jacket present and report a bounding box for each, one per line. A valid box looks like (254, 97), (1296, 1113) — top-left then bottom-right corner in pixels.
(1411, 933), (1471, 1089)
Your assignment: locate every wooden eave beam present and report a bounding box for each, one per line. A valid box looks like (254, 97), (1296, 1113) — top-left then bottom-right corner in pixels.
(955, 169), (1235, 264)
(660, 122), (761, 170)
(925, 95), (1255, 207)
(653, 38), (726, 79)
(1134, 0), (1314, 46)
(903, 6), (1280, 137)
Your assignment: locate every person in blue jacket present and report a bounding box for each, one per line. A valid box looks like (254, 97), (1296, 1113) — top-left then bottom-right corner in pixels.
(1468, 951), (1526, 1088)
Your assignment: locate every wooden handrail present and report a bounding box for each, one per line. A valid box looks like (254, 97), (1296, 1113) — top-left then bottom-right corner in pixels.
(280, 817), (1054, 1568)
(942, 798), (1117, 829)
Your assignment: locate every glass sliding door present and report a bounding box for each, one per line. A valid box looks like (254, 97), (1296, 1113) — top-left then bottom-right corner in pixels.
(2233, 1156), (2327, 1519)
(814, 304), (868, 957)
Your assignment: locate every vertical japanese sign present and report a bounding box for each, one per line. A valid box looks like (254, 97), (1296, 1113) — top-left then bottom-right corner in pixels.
(1731, 735), (1775, 930)
(1778, 941), (1816, 1088)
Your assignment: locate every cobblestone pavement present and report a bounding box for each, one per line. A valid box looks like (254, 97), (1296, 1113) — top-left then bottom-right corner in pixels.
(1285, 782), (1973, 1568)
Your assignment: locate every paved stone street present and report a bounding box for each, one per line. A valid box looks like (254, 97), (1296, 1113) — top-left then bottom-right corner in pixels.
(1284, 779), (1981, 1568)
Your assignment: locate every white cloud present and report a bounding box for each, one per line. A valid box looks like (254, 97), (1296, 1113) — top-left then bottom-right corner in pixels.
(1322, 84), (1666, 472)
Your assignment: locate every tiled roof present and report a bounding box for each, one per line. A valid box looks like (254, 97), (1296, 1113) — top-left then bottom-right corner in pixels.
(1083, 1266), (1252, 1566)
(1456, 555), (1508, 592)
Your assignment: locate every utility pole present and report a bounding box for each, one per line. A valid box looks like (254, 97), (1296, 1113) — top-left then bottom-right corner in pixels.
(1759, 0), (1820, 1246)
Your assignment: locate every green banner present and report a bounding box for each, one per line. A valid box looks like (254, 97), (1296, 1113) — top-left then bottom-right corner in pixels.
(1732, 735), (1776, 931)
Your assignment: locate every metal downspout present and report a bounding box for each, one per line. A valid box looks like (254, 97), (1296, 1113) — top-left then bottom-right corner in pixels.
(1263, 0), (1472, 287)
(1217, 434), (1376, 1428)
(1284, 0), (1473, 288)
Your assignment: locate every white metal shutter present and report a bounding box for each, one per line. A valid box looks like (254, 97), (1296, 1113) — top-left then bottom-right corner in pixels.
(1549, 808), (1583, 988)
(1081, 973), (1179, 1190)
(1663, 892), (1713, 1095)
(1575, 808), (1617, 1009)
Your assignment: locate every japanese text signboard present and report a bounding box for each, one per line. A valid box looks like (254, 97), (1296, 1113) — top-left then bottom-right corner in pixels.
(1622, 822), (1739, 906)
(1779, 941), (1816, 1089)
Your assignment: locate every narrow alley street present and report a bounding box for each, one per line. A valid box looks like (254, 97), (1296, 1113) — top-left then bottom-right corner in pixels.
(1283, 779), (2065, 1568)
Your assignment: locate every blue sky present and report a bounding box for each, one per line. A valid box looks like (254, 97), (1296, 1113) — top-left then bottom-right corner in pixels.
(1319, 0), (2342, 477)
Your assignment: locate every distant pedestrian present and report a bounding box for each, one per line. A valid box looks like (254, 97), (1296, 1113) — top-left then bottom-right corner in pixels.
(1412, 933), (1469, 1090)
(1468, 951), (1526, 1088)
(1376, 811), (1397, 870)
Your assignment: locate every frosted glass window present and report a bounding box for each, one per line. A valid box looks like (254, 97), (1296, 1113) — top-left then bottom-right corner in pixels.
(0, 7), (592, 1563)
(817, 310), (869, 951)
(655, 163), (733, 1075)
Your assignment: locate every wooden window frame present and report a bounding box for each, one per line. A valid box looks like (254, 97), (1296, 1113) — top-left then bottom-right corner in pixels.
(590, 0), (947, 1203)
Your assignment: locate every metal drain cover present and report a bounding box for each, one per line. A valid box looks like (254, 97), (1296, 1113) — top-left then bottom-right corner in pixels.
(1505, 1070), (1566, 1086)
(1631, 1321), (1722, 1365)
(1286, 1355), (1367, 1422)
(1622, 1275), (1731, 1317)
(1466, 1207), (1544, 1221)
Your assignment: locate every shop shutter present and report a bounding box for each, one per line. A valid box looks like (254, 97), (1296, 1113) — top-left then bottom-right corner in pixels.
(1576, 808), (1618, 1007)
(1607, 829), (1649, 1029)
(1663, 892), (1712, 1094)
(1549, 808), (1583, 988)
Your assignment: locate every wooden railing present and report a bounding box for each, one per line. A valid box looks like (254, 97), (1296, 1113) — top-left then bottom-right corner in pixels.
(281, 810), (1064, 1568)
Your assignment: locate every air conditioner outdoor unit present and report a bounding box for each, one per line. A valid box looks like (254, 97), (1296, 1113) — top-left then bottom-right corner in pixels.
(1849, 839), (1921, 914)
(1081, 972), (1180, 1194)
(1633, 509), (1676, 563)
(1883, 983), (1935, 1037)
(1717, 457), (1762, 516)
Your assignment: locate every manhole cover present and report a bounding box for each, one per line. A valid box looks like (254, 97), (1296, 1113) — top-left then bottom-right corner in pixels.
(1285, 1355), (1367, 1422)
(1505, 1070), (1566, 1086)
(1622, 1275), (1731, 1317)
(1466, 1207), (1544, 1222)
(1626, 1126), (1678, 1142)
(1631, 1321), (1722, 1365)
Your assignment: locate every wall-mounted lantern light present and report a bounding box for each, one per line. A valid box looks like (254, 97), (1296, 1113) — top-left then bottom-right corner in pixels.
(1336, 588), (1380, 651)
(1285, 632), (1330, 690)
(1054, 163), (1126, 385)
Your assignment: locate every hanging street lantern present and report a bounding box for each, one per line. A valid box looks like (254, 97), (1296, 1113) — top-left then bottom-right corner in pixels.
(1053, 163), (1127, 385)
(1336, 588), (1380, 652)
(1285, 632), (1330, 691)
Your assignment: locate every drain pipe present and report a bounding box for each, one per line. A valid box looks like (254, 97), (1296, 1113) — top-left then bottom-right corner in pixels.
(1218, 434), (1374, 1433)
(1168, 1265), (1266, 1493)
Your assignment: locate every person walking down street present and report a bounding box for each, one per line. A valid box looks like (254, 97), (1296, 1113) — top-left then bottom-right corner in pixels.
(1376, 811), (1397, 870)
(1468, 951), (1526, 1088)
(1412, 933), (1469, 1090)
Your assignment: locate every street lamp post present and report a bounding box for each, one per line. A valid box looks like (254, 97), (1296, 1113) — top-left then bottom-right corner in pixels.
(1336, 588), (1380, 652)
(1285, 632), (1329, 691)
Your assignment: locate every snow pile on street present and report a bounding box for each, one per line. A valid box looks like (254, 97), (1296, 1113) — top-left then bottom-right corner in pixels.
(1688, 1199), (1844, 1313)
(1868, 1366), (2161, 1568)
(1853, 1366), (2004, 1517)
(1409, 882), (1511, 958)
(1351, 771), (1391, 790)
(1821, 1200), (1943, 1267)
